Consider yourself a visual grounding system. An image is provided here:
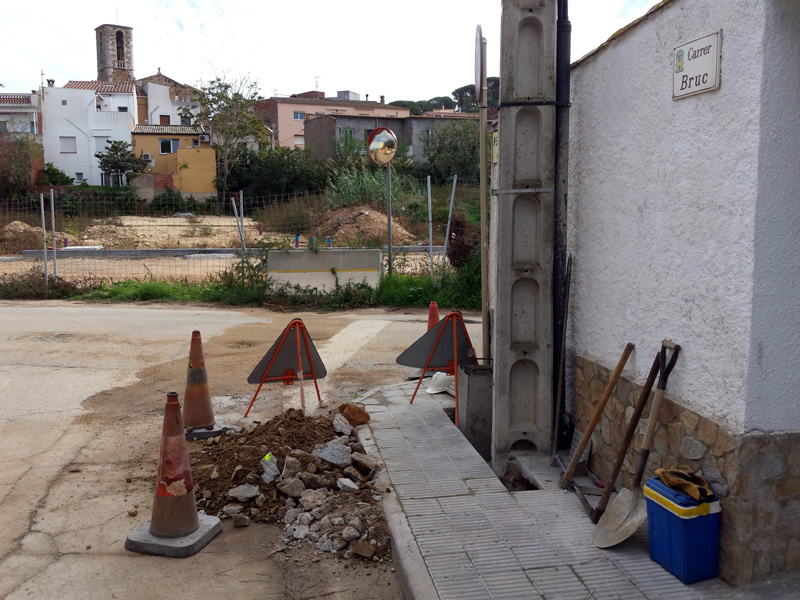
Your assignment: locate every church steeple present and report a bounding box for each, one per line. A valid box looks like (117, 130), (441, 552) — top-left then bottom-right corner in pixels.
(95, 24), (134, 82)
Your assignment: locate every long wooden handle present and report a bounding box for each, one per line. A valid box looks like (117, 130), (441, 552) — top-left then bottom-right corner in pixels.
(591, 353), (660, 522)
(560, 342), (634, 486)
(632, 386), (665, 488)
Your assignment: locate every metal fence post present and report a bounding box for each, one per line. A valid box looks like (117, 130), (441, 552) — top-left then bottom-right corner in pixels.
(39, 193), (49, 293)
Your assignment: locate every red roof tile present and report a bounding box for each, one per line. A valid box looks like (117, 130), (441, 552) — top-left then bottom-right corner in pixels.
(64, 81), (136, 94)
(0, 94), (35, 105)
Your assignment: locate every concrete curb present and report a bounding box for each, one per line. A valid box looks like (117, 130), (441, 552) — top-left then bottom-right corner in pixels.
(357, 407), (438, 600)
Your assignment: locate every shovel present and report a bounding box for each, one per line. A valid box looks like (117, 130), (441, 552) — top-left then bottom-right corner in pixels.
(593, 340), (680, 548)
(590, 352), (660, 523)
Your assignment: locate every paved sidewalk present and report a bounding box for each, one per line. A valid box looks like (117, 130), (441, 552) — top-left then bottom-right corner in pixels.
(360, 381), (797, 600)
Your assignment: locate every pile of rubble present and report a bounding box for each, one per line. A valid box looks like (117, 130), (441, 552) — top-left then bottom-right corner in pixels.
(189, 405), (392, 561)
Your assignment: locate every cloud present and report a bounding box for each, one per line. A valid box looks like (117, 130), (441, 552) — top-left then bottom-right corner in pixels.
(3, 0), (655, 101)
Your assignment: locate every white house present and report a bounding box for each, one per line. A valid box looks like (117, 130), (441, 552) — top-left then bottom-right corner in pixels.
(41, 81), (136, 185)
(0, 92), (40, 134)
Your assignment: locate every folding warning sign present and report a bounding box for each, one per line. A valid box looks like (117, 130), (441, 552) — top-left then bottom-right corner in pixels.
(396, 311), (477, 426)
(244, 319), (327, 417)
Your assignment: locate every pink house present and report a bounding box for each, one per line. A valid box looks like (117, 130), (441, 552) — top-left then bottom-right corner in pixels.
(255, 91), (410, 149)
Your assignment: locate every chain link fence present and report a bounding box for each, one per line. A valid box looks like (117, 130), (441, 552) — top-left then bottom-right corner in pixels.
(0, 179), (483, 284)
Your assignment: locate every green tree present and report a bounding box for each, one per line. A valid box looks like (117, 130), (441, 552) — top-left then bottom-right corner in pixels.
(419, 96), (456, 112)
(421, 118), (482, 183)
(226, 147), (330, 196)
(451, 84), (477, 113)
(42, 162), (74, 185)
(389, 100), (423, 115)
(486, 77), (500, 109)
(95, 140), (148, 186)
(0, 129), (43, 197)
(182, 76), (271, 193)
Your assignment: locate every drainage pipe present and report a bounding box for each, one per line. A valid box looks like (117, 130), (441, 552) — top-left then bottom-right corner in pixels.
(553, 0), (571, 423)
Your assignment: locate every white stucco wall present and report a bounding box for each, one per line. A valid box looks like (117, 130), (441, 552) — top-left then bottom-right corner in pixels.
(144, 83), (186, 126)
(42, 87), (134, 185)
(745, 0), (800, 432)
(568, 0), (769, 433)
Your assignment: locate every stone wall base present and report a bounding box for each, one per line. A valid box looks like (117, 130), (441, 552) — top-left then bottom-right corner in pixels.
(575, 355), (800, 586)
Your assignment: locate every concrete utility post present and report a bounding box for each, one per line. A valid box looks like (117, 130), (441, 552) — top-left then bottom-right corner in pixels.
(492, 0), (557, 472)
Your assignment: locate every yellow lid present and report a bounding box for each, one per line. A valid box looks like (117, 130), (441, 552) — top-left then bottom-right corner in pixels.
(644, 484), (721, 519)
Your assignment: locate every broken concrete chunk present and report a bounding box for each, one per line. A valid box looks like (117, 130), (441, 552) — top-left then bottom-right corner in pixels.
(297, 512), (315, 526)
(233, 514), (251, 527)
(282, 455), (302, 479)
(343, 466), (364, 482)
(352, 452), (377, 474)
(260, 454), (280, 484)
(255, 493), (266, 508)
(284, 507), (303, 524)
(277, 477), (306, 498)
(314, 442), (352, 468)
(222, 504), (244, 516)
(316, 537), (333, 553)
(299, 472), (328, 489)
(228, 483), (260, 502)
(293, 524), (310, 540)
(299, 488), (327, 510)
(342, 526), (360, 542)
(337, 478), (359, 492)
(332, 413), (353, 436)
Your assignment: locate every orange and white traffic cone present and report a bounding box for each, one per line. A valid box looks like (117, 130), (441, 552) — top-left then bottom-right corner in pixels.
(184, 330), (215, 429)
(427, 301), (440, 331)
(125, 392), (221, 558)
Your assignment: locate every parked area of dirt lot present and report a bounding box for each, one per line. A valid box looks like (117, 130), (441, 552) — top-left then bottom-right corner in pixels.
(0, 301), (480, 599)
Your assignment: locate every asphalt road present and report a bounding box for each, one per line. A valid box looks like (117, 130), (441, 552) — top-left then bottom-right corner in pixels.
(0, 300), (480, 599)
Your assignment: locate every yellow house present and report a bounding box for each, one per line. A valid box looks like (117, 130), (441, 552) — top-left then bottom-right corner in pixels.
(131, 125), (216, 195)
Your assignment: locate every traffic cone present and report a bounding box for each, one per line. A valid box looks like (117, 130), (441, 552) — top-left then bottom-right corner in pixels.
(427, 301), (440, 331)
(125, 392), (221, 557)
(184, 330), (215, 429)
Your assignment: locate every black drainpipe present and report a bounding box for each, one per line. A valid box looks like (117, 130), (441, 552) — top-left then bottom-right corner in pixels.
(553, 0), (571, 447)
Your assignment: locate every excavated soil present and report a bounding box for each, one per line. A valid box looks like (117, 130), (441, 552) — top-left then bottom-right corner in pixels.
(189, 408), (393, 563)
(311, 206), (416, 246)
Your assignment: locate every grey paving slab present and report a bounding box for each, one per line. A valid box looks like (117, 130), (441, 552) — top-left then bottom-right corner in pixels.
(363, 387), (764, 600)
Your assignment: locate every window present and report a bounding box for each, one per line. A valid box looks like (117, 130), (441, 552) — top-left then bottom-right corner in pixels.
(95, 137), (110, 153)
(181, 116), (192, 126)
(192, 138), (199, 147)
(365, 129), (374, 141)
(59, 136), (77, 153)
(75, 172), (84, 181)
(116, 31), (125, 61)
(159, 115), (170, 125)
(61, 100), (67, 106)
(30, 121), (36, 133)
(118, 106), (128, 113)
(293, 135), (305, 146)
(293, 111), (305, 121)
(0, 121), (6, 133)
(160, 138), (179, 154)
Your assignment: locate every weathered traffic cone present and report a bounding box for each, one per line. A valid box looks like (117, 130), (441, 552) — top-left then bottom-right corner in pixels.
(183, 331), (227, 439)
(184, 331), (214, 428)
(125, 392), (221, 558)
(427, 301), (440, 331)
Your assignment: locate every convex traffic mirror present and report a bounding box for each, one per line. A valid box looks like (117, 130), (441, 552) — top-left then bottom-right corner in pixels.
(367, 127), (398, 165)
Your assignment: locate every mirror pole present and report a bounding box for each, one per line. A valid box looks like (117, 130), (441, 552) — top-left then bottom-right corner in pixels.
(387, 162), (393, 276)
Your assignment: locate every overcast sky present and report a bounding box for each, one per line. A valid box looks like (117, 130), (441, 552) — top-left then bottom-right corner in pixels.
(2, 0), (654, 102)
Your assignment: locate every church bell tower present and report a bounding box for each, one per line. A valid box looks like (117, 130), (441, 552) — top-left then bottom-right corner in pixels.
(95, 24), (134, 82)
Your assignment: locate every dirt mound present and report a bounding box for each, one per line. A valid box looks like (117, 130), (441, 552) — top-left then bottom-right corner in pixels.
(312, 206), (416, 246)
(189, 408), (392, 562)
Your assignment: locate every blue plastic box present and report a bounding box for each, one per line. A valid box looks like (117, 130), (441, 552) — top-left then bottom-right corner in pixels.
(644, 476), (720, 584)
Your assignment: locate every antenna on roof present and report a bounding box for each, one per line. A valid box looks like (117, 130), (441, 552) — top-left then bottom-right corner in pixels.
(315, 75), (320, 91)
